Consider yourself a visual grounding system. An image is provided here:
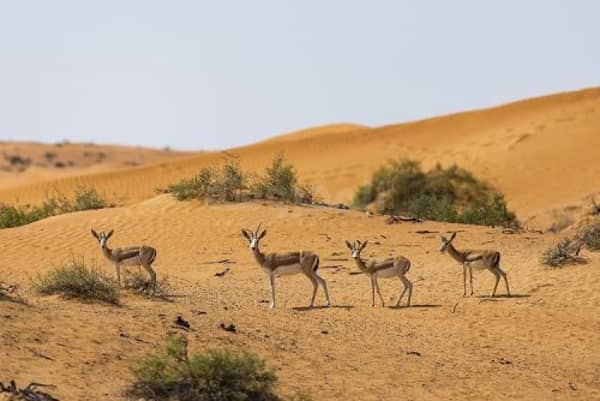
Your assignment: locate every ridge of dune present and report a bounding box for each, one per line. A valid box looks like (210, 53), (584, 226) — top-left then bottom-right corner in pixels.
(259, 122), (369, 143)
(1, 87), (599, 224)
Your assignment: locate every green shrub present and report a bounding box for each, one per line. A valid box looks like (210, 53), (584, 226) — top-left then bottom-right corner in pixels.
(71, 186), (110, 211)
(582, 220), (600, 251)
(165, 159), (247, 202)
(164, 154), (314, 205)
(0, 186), (112, 229)
(251, 153), (297, 202)
(129, 335), (281, 401)
(32, 258), (119, 304)
(541, 237), (586, 268)
(352, 159), (518, 227)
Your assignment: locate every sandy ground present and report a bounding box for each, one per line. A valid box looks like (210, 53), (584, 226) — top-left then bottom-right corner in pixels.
(1, 88), (600, 400)
(0, 199), (599, 400)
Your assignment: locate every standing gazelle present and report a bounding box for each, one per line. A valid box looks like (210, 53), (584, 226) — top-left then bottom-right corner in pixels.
(439, 232), (510, 297)
(91, 229), (158, 296)
(241, 225), (331, 309)
(345, 240), (413, 307)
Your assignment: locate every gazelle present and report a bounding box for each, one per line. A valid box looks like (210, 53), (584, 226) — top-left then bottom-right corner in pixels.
(345, 240), (413, 307)
(439, 232), (510, 297)
(241, 225), (331, 309)
(91, 229), (158, 295)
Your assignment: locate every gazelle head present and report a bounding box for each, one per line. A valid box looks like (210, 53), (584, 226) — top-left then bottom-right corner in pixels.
(241, 224), (267, 251)
(91, 229), (114, 249)
(345, 240), (368, 259)
(439, 232), (457, 253)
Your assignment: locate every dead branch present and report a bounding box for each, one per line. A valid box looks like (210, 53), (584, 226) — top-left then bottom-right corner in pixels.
(0, 380), (60, 401)
(386, 215), (423, 224)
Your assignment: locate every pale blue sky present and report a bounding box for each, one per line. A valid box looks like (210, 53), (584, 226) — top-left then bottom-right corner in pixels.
(0, 1), (598, 150)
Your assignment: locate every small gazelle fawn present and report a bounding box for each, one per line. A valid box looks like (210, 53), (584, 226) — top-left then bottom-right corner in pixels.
(241, 225), (331, 309)
(439, 232), (510, 297)
(345, 240), (413, 307)
(91, 229), (158, 296)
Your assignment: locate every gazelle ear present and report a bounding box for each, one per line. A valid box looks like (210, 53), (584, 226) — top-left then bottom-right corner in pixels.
(345, 240), (353, 250)
(258, 229), (267, 240)
(91, 229), (99, 239)
(241, 229), (252, 240)
(360, 240), (369, 251)
(106, 229), (114, 239)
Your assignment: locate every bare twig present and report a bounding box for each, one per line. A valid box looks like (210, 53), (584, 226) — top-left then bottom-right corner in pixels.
(386, 215), (423, 224)
(0, 380), (60, 401)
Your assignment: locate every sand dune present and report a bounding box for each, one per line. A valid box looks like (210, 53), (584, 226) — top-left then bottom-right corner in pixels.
(0, 141), (195, 192)
(1, 88), (600, 400)
(1, 88), (599, 224)
(1, 199), (599, 400)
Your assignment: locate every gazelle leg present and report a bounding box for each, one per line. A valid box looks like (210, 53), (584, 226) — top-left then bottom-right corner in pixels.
(462, 264), (467, 297)
(313, 272), (331, 307)
(468, 265), (474, 296)
(268, 274), (276, 309)
(141, 264), (157, 296)
(491, 270), (500, 297)
(398, 275), (413, 307)
(499, 267), (511, 296)
(308, 275), (318, 308)
(396, 278), (407, 307)
(370, 277), (376, 307)
(374, 277), (385, 307)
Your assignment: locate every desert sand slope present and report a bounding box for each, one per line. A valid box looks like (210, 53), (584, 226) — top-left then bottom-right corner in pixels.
(0, 141), (195, 192)
(0, 197), (599, 401)
(1, 88), (599, 223)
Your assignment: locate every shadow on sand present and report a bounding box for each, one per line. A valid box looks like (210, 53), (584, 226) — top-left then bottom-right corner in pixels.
(389, 304), (442, 310)
(476, 293), (530, 299)
(292, 304), (355, 312)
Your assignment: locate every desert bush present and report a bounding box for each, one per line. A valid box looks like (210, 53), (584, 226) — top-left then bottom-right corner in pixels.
(71, 186), (110, 211)
(251, 153), (297, 202)
(128, 335), (281, 401)
(352, 159), (518, 227)
(541, 237), (586, 268)
(32, 258), (119, 304)
(165, 159), (247, 202)
(582, 220), (600, 251)
(0, 186), (112, 229)
(164, 154), (315, 205)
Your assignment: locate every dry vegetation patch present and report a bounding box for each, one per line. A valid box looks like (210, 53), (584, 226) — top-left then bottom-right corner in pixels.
(31, 259), (120, 305)
(581, 219), (600, 251)
(352, 159), (519, 227)
(0, 186), (113, 229)
(123, 269), (173, 300)
(161, 154), (318, 205)
(128, 335), (311, 401)
(541, 237), (587, 268)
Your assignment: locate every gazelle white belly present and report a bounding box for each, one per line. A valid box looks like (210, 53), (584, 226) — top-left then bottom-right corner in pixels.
(466, 260), (488, 270)
(120, 258), (141, 267)
(374, 267), (398, 278)
(270, 264), (303, 277)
